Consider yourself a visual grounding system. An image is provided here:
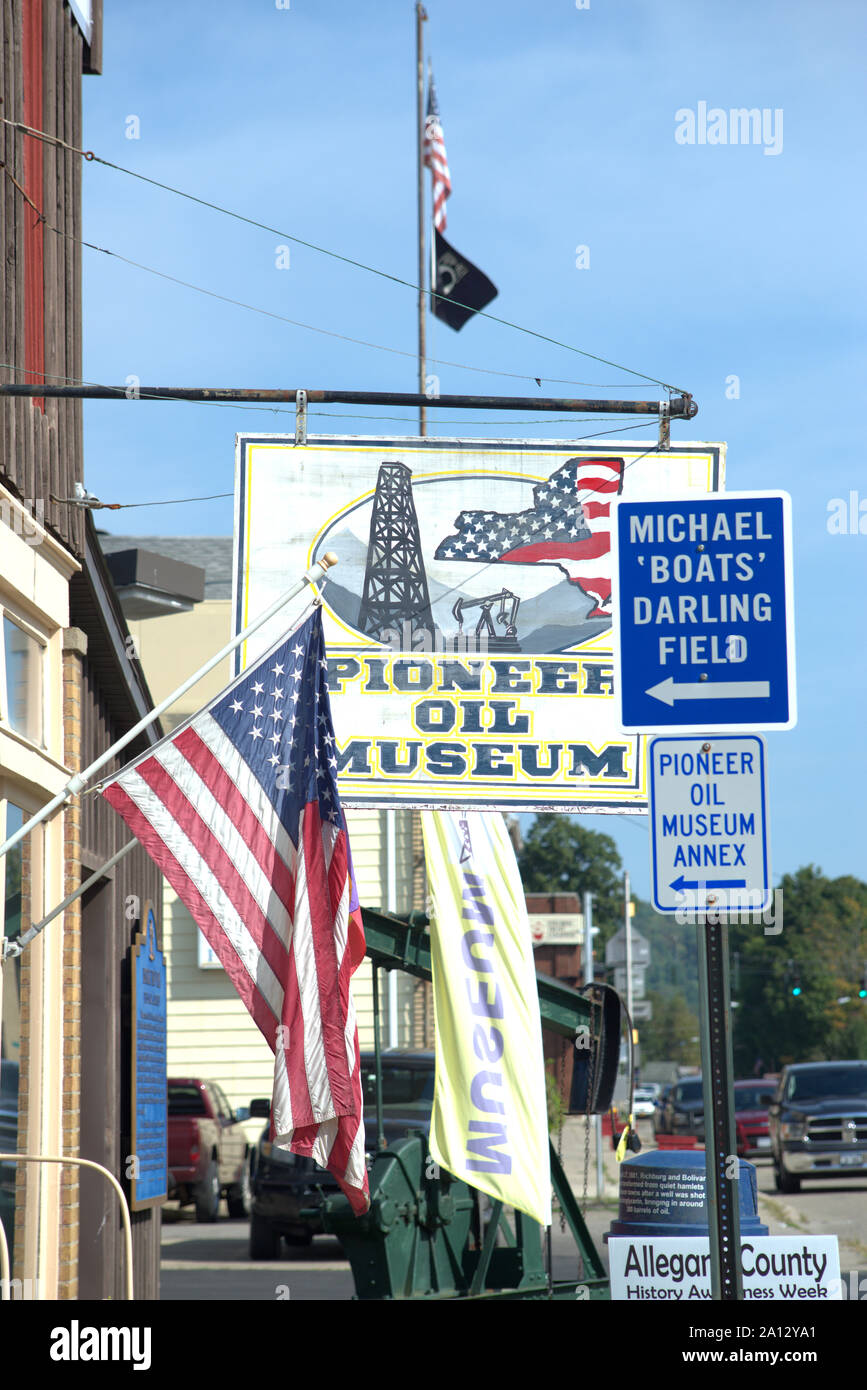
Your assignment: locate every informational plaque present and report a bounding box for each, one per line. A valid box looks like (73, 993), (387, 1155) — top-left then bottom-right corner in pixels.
(130, 900), (167, 1211)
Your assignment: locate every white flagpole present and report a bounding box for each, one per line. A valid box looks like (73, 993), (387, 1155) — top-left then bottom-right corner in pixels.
(0, 551), (338, 865)
(416, 3), (428, 436)
(2, 840), (137, 961)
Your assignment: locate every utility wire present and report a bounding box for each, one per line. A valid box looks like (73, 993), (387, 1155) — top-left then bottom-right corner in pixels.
(2, 116), (688, 394)
(46, 421), (659, 514)
(73, 230), (654, 392)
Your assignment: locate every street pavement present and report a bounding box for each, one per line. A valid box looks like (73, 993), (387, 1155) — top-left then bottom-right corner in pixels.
(160, 1116), (867, 1299)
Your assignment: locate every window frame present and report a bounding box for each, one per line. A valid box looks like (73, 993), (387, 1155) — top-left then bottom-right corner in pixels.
(0, 605), (48, 750)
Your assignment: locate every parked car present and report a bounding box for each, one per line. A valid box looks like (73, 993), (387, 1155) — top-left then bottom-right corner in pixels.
(248, 1049), (435, 1259)
(633, 1084), (660, 1119)
(733, 1080), (772, 1157)
(167, 1078), (251, 1222)
(662, 1077), (704, 1140)
(765, 1060), (867, 1194)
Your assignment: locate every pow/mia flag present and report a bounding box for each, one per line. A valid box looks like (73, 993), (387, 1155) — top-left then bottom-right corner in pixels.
(432, 229), (498, 331)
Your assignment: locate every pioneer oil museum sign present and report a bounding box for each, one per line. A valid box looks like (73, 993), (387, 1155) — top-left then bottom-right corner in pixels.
(233, 434), (724, 810)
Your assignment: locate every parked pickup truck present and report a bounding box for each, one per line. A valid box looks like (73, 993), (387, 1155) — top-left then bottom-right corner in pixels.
(168, 1078), (251, 1222)
(765, 1060), (867, 1193)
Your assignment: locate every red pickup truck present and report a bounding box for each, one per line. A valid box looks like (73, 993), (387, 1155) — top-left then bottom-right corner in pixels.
(167, 1078), (251, 1222)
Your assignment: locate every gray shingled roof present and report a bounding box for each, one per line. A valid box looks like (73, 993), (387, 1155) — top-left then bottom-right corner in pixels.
(97, 535), (234, 599)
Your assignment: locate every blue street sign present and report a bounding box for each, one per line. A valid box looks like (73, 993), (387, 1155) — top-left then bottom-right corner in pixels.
(611, 491), (796, 732)
(649, 735), (771, 914)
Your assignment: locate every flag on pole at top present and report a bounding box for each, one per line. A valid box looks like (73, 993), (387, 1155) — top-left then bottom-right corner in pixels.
(100, 605), (369, 1215)
(423, 69), (498, 330)
(423, 70), (452, 231)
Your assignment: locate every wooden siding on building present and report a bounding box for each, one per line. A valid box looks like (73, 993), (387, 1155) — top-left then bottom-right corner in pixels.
(1, 0), (87, 558)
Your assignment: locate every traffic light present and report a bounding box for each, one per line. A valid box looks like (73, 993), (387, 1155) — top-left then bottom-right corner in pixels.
(859, 965), (867, 1000)
(786, 959), (802, 997)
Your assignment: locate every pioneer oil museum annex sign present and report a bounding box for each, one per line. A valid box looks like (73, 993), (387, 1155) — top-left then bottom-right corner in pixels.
(233, 435), (724, 810)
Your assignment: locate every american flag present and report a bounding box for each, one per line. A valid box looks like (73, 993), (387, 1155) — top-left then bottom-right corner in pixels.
(434, 456), (625, 617)
(423, 72), (452, 231)
(101, 606), (369, 1214)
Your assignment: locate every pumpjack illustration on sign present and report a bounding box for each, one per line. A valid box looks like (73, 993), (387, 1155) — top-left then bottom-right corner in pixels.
(325, 455), (625, 654)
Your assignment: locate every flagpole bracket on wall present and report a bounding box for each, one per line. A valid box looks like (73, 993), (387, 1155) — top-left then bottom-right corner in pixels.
(295, 389), (308, 447)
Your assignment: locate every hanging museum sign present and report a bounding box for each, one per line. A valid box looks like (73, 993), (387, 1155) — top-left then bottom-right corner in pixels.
(233, 434), (724, 811)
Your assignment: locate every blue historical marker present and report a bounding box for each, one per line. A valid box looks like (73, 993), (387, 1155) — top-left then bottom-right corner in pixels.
(611, 491), (796, 732)
(131, 901), (167, 1211)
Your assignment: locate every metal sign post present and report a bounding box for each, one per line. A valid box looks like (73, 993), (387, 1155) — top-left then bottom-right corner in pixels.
(611, 485), (799, 1302)
(696, 911), (743, 1300)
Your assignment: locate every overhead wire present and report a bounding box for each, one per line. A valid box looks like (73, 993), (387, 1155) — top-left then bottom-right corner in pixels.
(72, 228), (657, 392)
(2, 116), (688, 394)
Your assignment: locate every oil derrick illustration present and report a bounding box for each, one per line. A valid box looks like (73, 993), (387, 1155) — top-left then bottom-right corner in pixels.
(359, 462), (434, 642)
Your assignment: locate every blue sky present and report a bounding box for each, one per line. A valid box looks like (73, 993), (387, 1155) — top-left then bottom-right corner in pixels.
(80, 0), (866, 899)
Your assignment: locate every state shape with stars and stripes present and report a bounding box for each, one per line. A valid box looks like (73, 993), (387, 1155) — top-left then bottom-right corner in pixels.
(434, 455), (625, 617)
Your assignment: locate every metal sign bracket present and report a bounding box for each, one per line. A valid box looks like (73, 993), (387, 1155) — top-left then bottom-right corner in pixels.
(658, 398), (671, 450)
(295, 389), (308, 446)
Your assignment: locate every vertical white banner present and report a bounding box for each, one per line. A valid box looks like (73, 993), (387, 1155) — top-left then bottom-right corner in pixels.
(421, 809), (552, 1226)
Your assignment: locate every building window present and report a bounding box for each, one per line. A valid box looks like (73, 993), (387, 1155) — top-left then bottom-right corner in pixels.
(1, 615), (44, 746)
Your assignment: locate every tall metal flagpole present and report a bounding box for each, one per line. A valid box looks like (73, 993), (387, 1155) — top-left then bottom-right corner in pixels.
(416, 3), (428, 437)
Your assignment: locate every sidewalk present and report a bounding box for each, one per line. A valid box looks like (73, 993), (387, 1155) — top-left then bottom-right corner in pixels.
(551, 1113), (634, 1273)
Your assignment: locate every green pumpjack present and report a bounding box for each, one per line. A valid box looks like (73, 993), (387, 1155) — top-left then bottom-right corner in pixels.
(303, 908), (611, 1301)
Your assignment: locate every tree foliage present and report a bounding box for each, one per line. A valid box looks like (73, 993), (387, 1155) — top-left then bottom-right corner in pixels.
(517, 816), (624, 947)
(632, 898), (700, 1016)
(640, 991), (701, 1068)
(729, 866), (867, 1072)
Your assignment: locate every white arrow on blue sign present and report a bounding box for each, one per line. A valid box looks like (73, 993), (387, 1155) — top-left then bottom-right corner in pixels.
(649, 735), (771, 914)
(611, 491), (796, 732)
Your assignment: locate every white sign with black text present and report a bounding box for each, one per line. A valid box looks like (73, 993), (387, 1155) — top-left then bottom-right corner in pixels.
(649, 733), (771, 914)
(609, 1235), (842, 1301)
(528, 913), (583, 946)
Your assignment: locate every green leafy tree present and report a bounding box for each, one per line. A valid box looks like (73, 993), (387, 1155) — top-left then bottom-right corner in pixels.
(729, 866), (867, 1072)
(517, 816), (624, 947)
(632, 898), (700, 1016)
(639, 991), (701, 1068)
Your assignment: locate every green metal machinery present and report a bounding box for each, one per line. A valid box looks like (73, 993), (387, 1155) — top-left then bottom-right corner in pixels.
(314, 908), (613, 1301)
